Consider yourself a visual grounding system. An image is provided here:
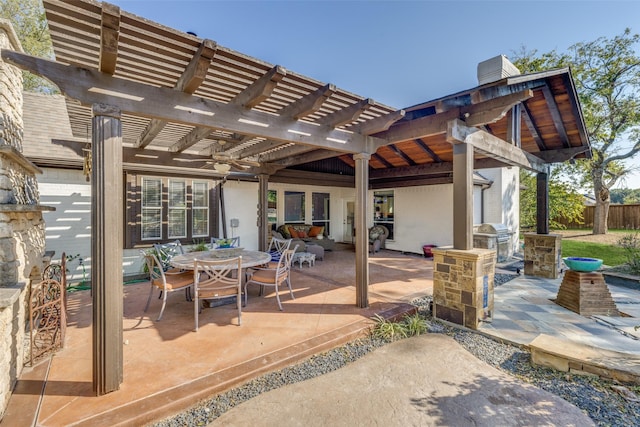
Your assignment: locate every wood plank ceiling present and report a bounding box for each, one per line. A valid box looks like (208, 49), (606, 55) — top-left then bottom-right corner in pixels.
(40, 0), (590, 187)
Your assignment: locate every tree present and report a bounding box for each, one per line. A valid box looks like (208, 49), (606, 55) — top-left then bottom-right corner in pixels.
(512, 29), (640, 234)
(519, 169), (584, 230)
(0, 0), (57, 93)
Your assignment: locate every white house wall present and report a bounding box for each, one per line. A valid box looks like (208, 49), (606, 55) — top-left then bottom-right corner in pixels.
(479, 167), (520, 252)
(370, 184), (453, 254)
(219, 180), (259, 249)
(38, 167), (518, 280)
(39, 168), (92, 283)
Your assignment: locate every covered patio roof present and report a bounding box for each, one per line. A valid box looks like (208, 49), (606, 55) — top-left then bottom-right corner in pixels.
(1, 0), (592, 395)
(29, 0), (589, 186)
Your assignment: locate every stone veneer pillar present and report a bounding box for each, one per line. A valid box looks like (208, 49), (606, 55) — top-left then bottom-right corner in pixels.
(433, 247), (496, 330)
(0, 19), (50, 417)
(524, 233), (561, 279)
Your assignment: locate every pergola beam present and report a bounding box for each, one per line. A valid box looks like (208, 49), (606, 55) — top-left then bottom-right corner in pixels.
(414, 138), (443, 163)
(317, 98), (376, 128)
(1, 50), (380, 153)
(376, 89), (533, 147)
(230, 65), (286, 109)
(135, 39), (217, 148)
(237, 140), (287, 158)
(259, 144), (313, 162)
(388, 145), (416, 166)
(542, 83), (571, 148)
(278, 83), (335, 120)
(521, 102), (547, 151)
(273, 148), (341, 167)
(99, 3), (120, 75)
(169, 126), (213, 152)
(447, 119), (547, 173)
(351, 109), (405, 135)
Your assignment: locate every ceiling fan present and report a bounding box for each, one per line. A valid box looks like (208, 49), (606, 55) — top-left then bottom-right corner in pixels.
(176, 152), (260, 174)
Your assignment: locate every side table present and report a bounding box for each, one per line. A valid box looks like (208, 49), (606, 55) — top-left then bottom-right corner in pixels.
(293, 252), (315, 268)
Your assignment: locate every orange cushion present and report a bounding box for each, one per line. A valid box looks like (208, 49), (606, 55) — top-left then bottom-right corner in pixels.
(288, 227), (299, 238)
(308, 226), (324, 237)
(251, 269), (277, 284)
(298, 231), (307, 238)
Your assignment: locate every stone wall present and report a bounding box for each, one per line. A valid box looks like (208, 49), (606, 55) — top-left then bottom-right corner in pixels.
(433, 247), (496, 330)
(0, 20), (48, 417)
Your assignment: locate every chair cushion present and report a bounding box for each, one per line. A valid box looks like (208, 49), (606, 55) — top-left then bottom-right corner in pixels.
(153, 271), (193, 290)
(251, 269), (277, 284)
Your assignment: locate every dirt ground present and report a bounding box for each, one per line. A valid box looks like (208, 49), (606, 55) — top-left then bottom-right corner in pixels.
(554, 229), (627, 245)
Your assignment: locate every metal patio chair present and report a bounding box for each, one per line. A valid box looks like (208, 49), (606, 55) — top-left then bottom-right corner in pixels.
(244, 248), (297, 311)
(193, 256), (243, 330)
(141, 251), (194, 321)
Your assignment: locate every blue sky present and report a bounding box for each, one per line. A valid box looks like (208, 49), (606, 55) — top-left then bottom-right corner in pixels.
(109, 0), (640, 188)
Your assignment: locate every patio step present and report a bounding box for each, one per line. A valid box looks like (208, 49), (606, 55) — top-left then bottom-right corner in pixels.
(530, 334), (640, 384)
(1, 356), (51, 427)
(62, 302), (416, 426)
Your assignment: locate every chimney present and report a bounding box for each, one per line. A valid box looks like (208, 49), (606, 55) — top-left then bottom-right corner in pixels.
(477, 55), (520, 85)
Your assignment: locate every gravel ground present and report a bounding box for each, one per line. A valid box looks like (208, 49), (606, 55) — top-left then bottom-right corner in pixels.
(151, 271), (640, 427)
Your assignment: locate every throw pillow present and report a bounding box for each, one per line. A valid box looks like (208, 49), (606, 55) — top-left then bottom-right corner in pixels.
(288, 226), (299, 238)
(308, 226), (324, 237)
(298, 231), (307, 238)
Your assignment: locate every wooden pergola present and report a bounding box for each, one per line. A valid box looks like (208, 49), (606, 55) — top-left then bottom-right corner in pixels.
(3, 0), (589, 395)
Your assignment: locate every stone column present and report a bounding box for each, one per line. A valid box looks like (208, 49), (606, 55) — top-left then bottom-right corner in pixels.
(0, 20), (48, 417)
(523, 233), (561, 279)
(433, 247), (496, 330)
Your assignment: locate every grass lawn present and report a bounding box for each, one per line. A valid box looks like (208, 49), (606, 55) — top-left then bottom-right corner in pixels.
(561, 240), (629, 267)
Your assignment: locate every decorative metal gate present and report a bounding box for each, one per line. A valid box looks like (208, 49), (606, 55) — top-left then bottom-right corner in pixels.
(28, 254), (67, 366)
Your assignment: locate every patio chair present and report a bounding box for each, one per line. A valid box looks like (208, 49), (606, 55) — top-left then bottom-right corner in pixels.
(153, 240), (185, 271)
(141, 251), (194, 321)
(265, 236), (292, 267)
(193, 256), (243, 330)
(210, 236), (241, 249)
(153, 240), (191, 300)
(244, 248), (297, 311)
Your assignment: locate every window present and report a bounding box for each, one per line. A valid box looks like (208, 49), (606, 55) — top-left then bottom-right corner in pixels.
(284, 191), (305, 223)
(312, 192), (330, 235)
(373, 190), (394, 240)
(141, 177), (162, 240)
(135, 175), (214, 245)
(267, 190), (277, 230)
(192, 181), (209, 237)
(168, 180), (186, 238)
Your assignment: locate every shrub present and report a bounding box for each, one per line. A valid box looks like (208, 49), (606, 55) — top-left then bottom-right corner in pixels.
(617, 232), (640, 274)
(371, 313), (428, 341)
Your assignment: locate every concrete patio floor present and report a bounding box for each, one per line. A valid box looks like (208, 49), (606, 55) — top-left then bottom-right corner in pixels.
(2, 244), (432, 426)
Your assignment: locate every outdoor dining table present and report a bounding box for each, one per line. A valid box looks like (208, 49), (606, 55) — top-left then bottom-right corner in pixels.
(169, 249), (271, 271)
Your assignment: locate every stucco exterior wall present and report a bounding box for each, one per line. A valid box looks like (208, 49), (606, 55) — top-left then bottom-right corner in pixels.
(479, 167), (520, 253)
(371, 184), (453, 254)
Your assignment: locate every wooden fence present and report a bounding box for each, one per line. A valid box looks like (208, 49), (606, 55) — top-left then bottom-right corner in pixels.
(558, 204), (640, 229)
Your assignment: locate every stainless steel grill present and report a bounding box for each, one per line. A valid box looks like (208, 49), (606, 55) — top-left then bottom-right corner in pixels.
(473, 223), (514, 262)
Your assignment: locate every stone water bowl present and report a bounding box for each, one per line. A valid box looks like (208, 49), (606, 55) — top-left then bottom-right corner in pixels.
(563, 257), (603, 272)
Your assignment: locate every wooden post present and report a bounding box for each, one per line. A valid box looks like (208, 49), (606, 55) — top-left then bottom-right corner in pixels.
(91, 103), (123, 395)
(354, 153), (370, 308)
(506, 104), (521, 147)
(536, 168), (549, 235)
(452, 142), (474, 250)
(257, 174), (269, 251)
